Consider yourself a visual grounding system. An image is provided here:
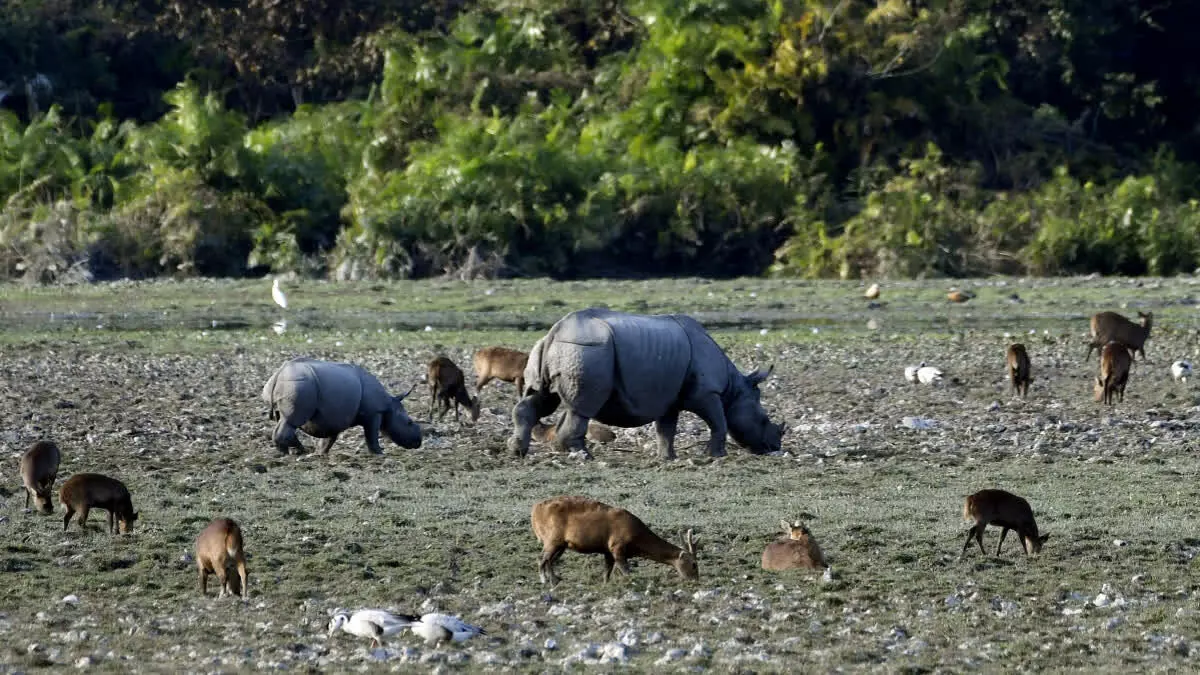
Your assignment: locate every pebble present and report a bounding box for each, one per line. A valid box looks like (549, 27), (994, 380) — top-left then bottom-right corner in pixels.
(656, 648), (687, 665)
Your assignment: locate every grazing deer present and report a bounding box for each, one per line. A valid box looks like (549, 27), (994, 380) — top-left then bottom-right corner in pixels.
(20, 440), (60, 514)
(1094, 342), (1132, 405)
(427, 356), (480, 422)
(59, 473), (138, 534)
(531, 496), (698, 585)
(195, 518), (249, 599)
(961, 489), (1048, 557)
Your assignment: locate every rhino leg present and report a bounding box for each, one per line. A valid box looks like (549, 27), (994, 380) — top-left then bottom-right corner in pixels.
(317, 434), (339, 454)
(508, 390), (561, 457)
(272, 418), (307, 454)
(691, 394), (728, 458)
(654, 409), (680, 460)
(554, 412), (593, 459)
(362, 413), (384, 454)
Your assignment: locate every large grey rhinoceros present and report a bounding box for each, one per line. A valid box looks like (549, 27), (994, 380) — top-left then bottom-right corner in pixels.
(507, 308), (785, 459)
(262, 358), (422, 454)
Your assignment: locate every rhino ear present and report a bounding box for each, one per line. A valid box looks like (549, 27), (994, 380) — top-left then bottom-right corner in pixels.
(745, 364), (775, 387)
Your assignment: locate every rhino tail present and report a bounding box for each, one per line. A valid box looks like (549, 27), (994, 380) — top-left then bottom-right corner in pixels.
(523, 336), (550, 396)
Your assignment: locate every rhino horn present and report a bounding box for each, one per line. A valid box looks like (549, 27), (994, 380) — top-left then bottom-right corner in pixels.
(745, 364), (775, 386)
(396, 383), (417, 401)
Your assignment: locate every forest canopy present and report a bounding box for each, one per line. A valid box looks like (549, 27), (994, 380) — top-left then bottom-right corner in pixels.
(2, 0), (1200, 282)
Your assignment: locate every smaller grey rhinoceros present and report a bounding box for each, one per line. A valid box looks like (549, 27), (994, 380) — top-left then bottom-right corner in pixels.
(262, 358), (422, 454)
(507, 308), (785, 459)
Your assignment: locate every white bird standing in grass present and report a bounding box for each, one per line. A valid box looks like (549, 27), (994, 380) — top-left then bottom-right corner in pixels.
(1171, 360), (1192, 383)
(407, 613), (486, 646)
(904, 365), (920, 383)
(328, 609), (414, 648)
(271, 277), (288, 310)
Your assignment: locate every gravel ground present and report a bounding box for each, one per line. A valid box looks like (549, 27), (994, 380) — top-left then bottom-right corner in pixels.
(2, 277), (1200, 672)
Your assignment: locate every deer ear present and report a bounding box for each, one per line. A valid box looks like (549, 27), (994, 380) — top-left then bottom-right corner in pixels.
(780, 519), (791, 532)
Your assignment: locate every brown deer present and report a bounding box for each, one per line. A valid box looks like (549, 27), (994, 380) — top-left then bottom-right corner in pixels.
(20, 440), (61, 514)
(1087, 311), (1152, 361)
(761, 520), (828, 571)
(531, 420), (617, 444)
(59, 473), (138, 534)
(427, 356), (480, 422)
(473, 347), (529, 398)
(531, 496), (698, 585)
(195, 518), (249, 599)
(961, 489), (1048, 557)
(1006, 343), (1032, 397)
(1094, 341), (1132, 405)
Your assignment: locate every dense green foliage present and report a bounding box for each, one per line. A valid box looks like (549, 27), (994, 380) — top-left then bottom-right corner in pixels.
(2, 0), (1200, 281)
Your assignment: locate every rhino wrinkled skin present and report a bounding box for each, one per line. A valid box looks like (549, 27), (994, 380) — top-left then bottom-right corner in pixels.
(507, 308), (785, 459)
(262, 358), (422, 454)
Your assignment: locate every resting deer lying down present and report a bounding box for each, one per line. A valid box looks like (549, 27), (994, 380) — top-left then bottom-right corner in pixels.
(761, 520), (828, 571)
(531, 495), (698, 585)
(531, 420), (616, 444)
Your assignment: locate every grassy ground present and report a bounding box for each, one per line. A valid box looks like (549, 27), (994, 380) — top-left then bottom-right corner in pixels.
(2, 276), (1200, 672)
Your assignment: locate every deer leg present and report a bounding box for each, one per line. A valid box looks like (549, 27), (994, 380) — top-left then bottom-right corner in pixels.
(200, 567), (209, 595)
(539, 544), (566, 585)
(602, 553), (616, 583)
(960, 526), (977, 557)
(63, 506), (75, 531)
(236, 557), (249, 599)
(975, 524), (987, 554)
(996, 527), (1009, 556)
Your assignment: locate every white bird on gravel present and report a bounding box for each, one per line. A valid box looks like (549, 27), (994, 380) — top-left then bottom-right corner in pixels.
(904, 365), (920, 383)
(1172, 360), (1192, 383)
(271, 277), (288, 309)
(407, 613), (487, 647)
(328, 609), (414, 648)
(916, 364), (943, 385)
